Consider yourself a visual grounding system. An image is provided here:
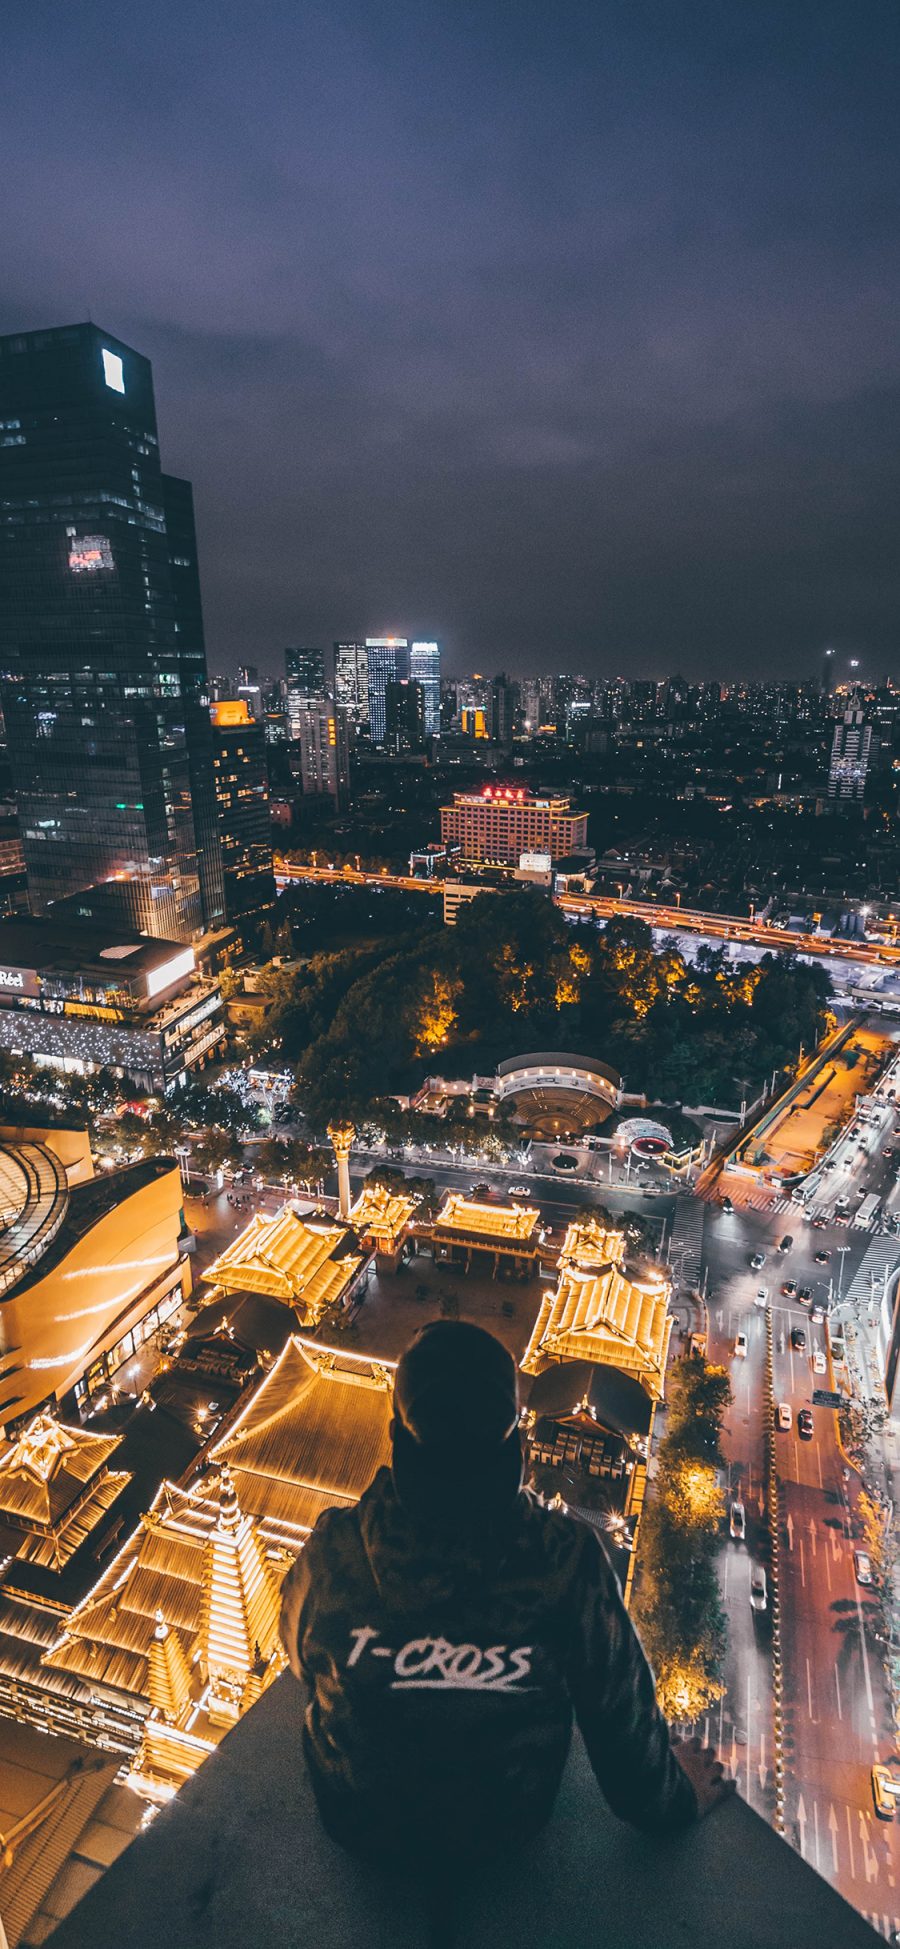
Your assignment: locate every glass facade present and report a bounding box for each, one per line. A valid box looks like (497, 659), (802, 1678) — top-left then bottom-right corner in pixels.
(365, 638), (408, 745)
(210, 702), (276, 929)
(410, 640), (441, 735)
(0, 323), (224, 941)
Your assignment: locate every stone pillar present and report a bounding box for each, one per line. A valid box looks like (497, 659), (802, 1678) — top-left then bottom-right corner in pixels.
(328, 1121), (355, 1221)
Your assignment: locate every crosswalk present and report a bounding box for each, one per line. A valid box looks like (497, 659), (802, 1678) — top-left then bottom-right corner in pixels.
(667, 1194), (706, 1289)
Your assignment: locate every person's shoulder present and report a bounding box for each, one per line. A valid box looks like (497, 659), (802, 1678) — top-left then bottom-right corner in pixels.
(306, 1467), (388, 1558)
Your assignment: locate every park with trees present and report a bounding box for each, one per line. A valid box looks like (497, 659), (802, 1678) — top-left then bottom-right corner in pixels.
(250, 888), (833, 1134)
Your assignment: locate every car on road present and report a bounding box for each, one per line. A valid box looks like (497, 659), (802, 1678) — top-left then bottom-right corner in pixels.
(834, 1211), (850, 1226)
(776, 1401), (793, 1431)
(814, 1249), (830, 1263)
(754, 1287), (769, 1308)
(508, 1185), (529, 1197)
(778, 1235), (793, 1253)
(811, 1216), (828, 1229)
(734, 1331), (748, 1359)
(798, 1408), (814, 1440)
(782, 1278), (797, 1296)
(884, 1149), (895, 1160)
(810, 1297), (826, 1321)
(721, 1197), (734, 1215)
(812, 1348), (827, 1374)
(855, 1550), (874, 1587)
(750, 1251), (766, 1270)
(730, 1500), (746, 1541)
(470, 1183), (492, 1199)
(871, 1763), (900, 1820)
(750, 1565), (768, 1612)
(797, 1285), (812, 1304)
(791, 1326), (807, 1351)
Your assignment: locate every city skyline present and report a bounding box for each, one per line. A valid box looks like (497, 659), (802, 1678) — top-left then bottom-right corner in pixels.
(2, 4), (899, 678)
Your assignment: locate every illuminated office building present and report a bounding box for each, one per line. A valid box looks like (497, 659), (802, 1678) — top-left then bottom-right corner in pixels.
(828, 709), (872, 803)
(293, 699), (350, 809)
(409, 641), (441, 735)
(365, 638), (408, 745)
(0, 323), (224, 942)
(334, 641), (369, 722)
(209, 701), (275, 930)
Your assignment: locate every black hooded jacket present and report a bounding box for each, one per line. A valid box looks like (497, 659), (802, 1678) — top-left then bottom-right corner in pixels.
(279, 1466), (696, 1864)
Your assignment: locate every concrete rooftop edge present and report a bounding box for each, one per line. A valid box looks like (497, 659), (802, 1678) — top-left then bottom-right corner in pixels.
(45, 1672), (882, 1949)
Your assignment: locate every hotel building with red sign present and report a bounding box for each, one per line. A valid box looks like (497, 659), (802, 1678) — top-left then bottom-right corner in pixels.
(439, 787), (588, 865)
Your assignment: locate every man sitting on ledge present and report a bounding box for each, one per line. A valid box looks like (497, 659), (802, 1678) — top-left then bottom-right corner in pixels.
(279, 1321), (731, 1911)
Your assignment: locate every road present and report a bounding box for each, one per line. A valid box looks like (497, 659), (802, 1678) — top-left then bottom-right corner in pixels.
(273, 855), (900, 972)
(703, 1180), (900, 1935)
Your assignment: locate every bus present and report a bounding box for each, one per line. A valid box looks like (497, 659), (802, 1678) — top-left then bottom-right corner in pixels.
(856, 1192), (881, 1228)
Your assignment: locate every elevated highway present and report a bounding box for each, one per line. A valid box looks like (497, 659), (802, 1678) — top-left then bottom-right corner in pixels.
(273, 857), (900, 972)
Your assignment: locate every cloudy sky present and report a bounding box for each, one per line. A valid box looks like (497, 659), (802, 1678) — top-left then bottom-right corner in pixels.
(3, 1), (899, 678)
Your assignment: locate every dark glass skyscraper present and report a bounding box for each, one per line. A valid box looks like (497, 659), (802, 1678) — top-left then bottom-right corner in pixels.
(0, 322), (225, 941)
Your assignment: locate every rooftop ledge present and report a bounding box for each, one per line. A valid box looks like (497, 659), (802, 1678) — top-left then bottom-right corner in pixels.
(49, 1672), (880, 1949)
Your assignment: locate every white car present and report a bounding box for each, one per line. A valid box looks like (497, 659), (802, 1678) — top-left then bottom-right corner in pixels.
(750, 1565), (768, 1612)
(508, 1185), (529, 1197)
(730, 1500), (746, 1541)
(855, 1551), (874, 1587)
(754, 1287), (769, 1308)
(777, 1402), (793, 1432)
(733, 1331), (748, 1358)
(812, 1348), (827, 1375)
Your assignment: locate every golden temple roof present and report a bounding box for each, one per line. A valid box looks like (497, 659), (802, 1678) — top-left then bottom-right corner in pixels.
(210, 1335), (395, 1538)
(521, 1219), (673, 1401)
(203, 1206), (364, 1324)
(433, 1193), (541, 1245)
(349, 1183), (417, 1242)
(0, 1414), (129, 1565)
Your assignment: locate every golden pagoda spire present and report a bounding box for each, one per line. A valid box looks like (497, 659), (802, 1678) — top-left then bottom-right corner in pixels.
(147, 1609), (193, 1725)
(200, 1468), (283, 1727)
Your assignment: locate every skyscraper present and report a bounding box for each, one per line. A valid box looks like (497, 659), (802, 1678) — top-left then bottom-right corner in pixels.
(0, 322), (224, 941)
(409, 641), (441, 736)
(828, 709), (872, 803)
(285, 646), (326, 696)
(385, 679), (426, 753)
(210, 701), (276, 929)
(294, 700), (350, 810)
(365, 638), (408, 745)
(334, 641), (370, 722)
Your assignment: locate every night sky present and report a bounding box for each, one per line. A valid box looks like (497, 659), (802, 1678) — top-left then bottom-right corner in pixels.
(3, 2), (899, 679)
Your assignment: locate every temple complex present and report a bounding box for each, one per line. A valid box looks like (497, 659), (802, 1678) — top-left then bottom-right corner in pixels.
(431, 1193), (541, 1279)
(521, 1218), (673, 1400)
(0, 1414), (131, 1573)
(4, 1337), (396, 1801)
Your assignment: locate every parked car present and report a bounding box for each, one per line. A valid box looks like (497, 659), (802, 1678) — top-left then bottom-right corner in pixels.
(871, 1764), (900, 1820)
(777, 1402), (793, 1431)
(750, 1251), (766, 1270)
(798, 1408), (814, 1440)
(750, 1565), (768, 1612)
(791, 1326), (807, 1351)
(855, 1551), (874, 1587)
(734, 1331), (748, 1359)
(813, 1348), (827, 1374)
(754, 1287), (769, 1308)
(730, 1500), (746, 1541)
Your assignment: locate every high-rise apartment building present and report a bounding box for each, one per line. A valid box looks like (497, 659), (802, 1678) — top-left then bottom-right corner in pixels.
(409, 641), (441, 735)
(209, 701), (276, 928)
(334, 641), (370, 722)
(440, 786), (588, 864)
(0, 322), (224, 941)
(294, 700), (350, 810)
(366, 638), (408, 745)
(828, 709), (872, 803)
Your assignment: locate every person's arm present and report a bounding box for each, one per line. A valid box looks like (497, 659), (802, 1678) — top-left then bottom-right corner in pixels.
(278, 1545), (312, 1682)
(566, 1530), (709, 1833)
